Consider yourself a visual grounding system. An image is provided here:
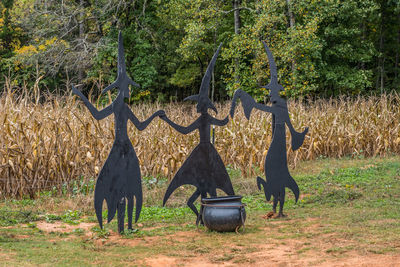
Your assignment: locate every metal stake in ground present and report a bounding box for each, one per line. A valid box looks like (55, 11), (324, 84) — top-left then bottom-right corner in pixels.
(160, 44), (235, 222)
(230, 41), (309, 217)
(72, 32), (164, 233)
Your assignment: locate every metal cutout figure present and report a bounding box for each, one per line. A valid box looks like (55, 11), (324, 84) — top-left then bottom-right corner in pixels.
(72, 32), (164, 233)
(231, 41), (308, 217)
(161, 44), (235, 220)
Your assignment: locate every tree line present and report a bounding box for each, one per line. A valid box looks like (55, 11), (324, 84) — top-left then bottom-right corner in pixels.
(0, 0), (399, 101)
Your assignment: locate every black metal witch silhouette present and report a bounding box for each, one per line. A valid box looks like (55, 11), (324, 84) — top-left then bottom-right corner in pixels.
(231, 41), (308, 217)
(161, 44), (235, 220)
(72, 32), (164, 233)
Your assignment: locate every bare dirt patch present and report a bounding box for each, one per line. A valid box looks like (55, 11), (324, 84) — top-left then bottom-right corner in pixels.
(326, 253), (400, 267)
(29, 219), (400, 266)
(103, 228), (201, 248)
(161, 239), (400, 267)
(243, 245), (400, 267)
(0, 251), (16, 262)
(36, 221), (95, 234)
(14, 234), (30, 239)
(145, 256), (177, 267)
(141, 217), (400, 267)
(169, 229), (201, 242)
(95, 230), (143, 247)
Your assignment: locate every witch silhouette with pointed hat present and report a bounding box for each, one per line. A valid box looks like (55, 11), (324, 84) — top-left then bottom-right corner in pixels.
(72, 32), (164, 233)
(230, 41), (308, 217)
(161, 44), (235, 220)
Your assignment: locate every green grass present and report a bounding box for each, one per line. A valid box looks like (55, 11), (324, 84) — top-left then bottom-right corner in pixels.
(0, 156), (400, 266)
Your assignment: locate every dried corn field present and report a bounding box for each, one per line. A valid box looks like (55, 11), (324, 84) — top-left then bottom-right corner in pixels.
(1, 86), (400, 198)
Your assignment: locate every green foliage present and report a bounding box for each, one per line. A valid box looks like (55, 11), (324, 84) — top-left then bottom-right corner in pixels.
(42, 210), (81, 225)
(142, 175), (168, 189)
(296, 160), (400, 209)
(0, 0), (16, 58)
(315, 0), (378, 95)
(70, 177), (96, 196)
(91, 225), (110, 239)
(61, 210), (82, 225)
(72, 228), (85, 236)
(44, 213), (61, 223)
(1, 0), (400, 98)
(169, 64), (200, 88)
(0, 209), (38, 226)
(138, 206), (193, 223)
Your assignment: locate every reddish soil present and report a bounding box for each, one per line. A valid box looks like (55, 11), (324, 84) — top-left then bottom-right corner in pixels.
(36, 221), (95, 234)
(145, 256), (177, 267)
(0, 251), (15, 262)
(32, 220), (400, 267)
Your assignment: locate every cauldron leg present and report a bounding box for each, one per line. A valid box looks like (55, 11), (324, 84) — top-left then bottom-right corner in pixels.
(117, 197), (126, 233)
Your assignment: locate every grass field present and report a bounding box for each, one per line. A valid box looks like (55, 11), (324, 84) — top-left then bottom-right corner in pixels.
(1, 156), (399, 266)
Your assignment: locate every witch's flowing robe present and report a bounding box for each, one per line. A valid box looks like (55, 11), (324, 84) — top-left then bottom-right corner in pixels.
(163, 113), (235, 210)
(94, 104), (142, 229)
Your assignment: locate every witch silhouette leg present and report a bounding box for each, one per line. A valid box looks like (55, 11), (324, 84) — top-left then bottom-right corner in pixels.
(187, 189), (201, 217)
(277, 190), (286, 217)
(117, 197), (126, 233)
(94, 183), (105, 229)
(210, 187), (217, 197)
(134, 190), (142, 223)
(272, 196), (278, 214)
(127, 196), (134, 230)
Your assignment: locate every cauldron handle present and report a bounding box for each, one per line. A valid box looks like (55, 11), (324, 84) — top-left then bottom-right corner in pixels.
(235, 205), (246, 233)
(234, 204), (246, 233)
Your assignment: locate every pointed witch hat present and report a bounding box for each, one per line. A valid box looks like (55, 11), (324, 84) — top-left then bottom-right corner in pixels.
(184, 43), (222, 113)
(102, 31), (140, 95)
(261, 41), (284, 93)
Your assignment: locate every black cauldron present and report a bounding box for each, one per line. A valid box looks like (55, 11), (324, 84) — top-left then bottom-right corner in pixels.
(200, 195), (246, 232)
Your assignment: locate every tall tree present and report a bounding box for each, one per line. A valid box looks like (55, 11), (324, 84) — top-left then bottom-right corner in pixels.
(0, 0), (16, 58)
(373, 0), (400, 92)
(2, 0), (400, 98)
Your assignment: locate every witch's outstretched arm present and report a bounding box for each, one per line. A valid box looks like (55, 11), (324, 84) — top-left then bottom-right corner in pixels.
(128, 109), (165, 131)
(101, 81), (118, 94)
(72, 85), (113, 120)
(160, 115), (199, 134)
(253, 102), (274, 113)
(209, 115), (229, 126)
(231, 89), (275, 119)
(128, 77), (140, 88)
(230, 90), (241, 118)
(285, 119), (309, 151)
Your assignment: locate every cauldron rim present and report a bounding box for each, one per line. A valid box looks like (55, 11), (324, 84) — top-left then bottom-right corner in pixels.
(201, 195), (243, 203)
